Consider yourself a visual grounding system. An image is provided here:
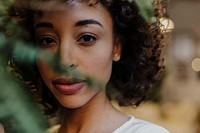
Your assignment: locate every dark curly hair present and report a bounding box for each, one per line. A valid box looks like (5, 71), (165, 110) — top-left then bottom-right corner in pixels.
(10, 0), (167, 116)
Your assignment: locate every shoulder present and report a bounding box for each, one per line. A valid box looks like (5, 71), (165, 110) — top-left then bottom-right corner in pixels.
(113, 116), (170, 133)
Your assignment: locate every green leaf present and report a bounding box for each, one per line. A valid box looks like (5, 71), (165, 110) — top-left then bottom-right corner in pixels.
(131, 0), (156, 23)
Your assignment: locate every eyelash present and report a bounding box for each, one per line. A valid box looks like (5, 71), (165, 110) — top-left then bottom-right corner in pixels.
(77, 34), (97, 46)
(36, 33), (97, 47)
(37, 36), (57, 48)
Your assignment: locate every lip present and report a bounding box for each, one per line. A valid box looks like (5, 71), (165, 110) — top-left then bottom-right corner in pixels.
(52, 78), (85, 95)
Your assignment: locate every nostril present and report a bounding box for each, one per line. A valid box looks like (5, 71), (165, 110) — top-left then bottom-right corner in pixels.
(57, 63), (77, 73)
(69, 64), (76, 68)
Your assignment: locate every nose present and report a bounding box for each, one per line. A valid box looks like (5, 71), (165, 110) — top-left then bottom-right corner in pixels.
(58, 40), (77, 71)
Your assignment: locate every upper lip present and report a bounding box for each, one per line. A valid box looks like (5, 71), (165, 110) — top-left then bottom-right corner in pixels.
(52, 78), (85, 85)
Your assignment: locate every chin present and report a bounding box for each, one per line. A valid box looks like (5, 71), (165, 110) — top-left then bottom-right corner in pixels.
(60, 101), (88, 109)
(55, 93), (97, 109)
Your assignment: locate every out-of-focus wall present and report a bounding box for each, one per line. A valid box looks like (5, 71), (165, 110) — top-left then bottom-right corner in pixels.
(158, 0), (200, 132)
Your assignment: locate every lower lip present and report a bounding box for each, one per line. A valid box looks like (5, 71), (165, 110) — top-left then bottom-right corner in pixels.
(54, 82), (85, 95)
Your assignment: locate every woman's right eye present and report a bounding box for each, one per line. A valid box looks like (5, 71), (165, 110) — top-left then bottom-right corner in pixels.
(37, 36), (57, 48)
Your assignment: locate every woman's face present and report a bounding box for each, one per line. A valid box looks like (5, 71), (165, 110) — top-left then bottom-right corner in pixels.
(34, 1), (121, 108)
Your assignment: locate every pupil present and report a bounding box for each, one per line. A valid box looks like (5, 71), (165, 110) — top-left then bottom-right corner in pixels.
(84, 36), (91, 41)
(46, 38), (53, 43)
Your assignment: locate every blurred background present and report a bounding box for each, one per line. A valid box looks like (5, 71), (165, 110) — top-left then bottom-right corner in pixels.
(1, 0), (200, 133)
(114, 0), (200, 133)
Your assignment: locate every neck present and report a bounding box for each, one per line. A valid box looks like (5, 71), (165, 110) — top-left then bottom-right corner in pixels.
(58, 90), (128, 133)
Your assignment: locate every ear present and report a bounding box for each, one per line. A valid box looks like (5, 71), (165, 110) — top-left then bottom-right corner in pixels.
(113, 38), (122, 62)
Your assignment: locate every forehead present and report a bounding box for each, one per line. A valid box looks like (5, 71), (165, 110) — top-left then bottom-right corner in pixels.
(30, 0), (104, 12)
(31, 0), (111, 22)
(33, 0), (113, 31)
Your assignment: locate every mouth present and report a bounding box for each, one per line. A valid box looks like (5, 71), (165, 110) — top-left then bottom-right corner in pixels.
(52, 78), (86, 95)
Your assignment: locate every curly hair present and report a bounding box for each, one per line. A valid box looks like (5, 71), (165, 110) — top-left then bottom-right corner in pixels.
(10, 0), (167, 115)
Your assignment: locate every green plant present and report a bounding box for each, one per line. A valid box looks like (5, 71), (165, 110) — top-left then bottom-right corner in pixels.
(0, 1), (48, 133)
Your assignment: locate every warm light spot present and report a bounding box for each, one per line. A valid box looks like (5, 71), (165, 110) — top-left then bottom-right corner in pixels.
(160, 18), (175, 33)
(191, 58), (200, 72)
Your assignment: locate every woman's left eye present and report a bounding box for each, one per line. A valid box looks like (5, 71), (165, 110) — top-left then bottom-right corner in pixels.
(77, 34), (97, 45)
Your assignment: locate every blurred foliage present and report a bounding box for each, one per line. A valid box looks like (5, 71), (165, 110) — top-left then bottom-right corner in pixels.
(130, 0), (155, 23)
(0, 0), (156, 133)
(0, 1), (49, 133)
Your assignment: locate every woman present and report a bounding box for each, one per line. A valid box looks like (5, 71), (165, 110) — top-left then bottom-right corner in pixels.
(10, 0), (169, 132)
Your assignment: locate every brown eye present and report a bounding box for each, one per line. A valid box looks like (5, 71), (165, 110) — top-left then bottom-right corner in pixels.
(77, 34), (97, 46)
(38, 36), (57, 48)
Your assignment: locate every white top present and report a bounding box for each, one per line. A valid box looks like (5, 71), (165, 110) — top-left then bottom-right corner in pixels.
(48, 116), (170, 133)
(113, 116), (170, 133)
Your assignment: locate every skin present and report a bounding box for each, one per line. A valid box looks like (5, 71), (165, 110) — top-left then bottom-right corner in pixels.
(34, 1), (128, 133)
(0, 123), (5, 133)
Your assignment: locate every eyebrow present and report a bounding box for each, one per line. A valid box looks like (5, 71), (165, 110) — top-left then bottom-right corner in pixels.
(35, 22), (54, 29)
(75, 19), (103, 28)
(34, 19), (103, 29)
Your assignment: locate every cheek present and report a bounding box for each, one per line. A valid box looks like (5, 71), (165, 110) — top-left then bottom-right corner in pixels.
(82, 50), (113, 85)
(36, 60), (54, 87)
